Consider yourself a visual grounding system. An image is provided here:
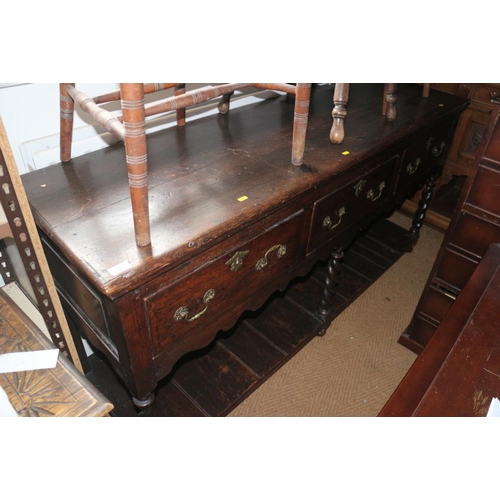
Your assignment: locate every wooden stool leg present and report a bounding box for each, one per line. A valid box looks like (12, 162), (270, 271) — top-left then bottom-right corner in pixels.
(422, 83), (430, 98)
(120, 83), (151, 247)
(384, 83), (397, 121)
(175, 84), (186, 126)
(330, 83), (349, 144)
(291, 83), (311, 166)
(60, 83), (75, 163)
(218, 91), (234, 115)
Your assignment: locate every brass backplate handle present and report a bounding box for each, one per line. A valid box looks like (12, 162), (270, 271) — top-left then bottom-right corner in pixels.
(174, 289), (215, 322)
(255, 244), (286, 271)
(432, 141), (446, 157)
(323, 206), (346, 230)
(406, 158), (421, 175)
(367, 181), (386, 201)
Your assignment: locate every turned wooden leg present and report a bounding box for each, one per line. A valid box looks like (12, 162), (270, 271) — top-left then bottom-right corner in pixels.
(407, 171), (438, 251)
(291, 83), (311, 166)
(383, 83), (397, 121)
(330, 83), (349, 144)
(317, 248), (344, 335)
(132, 392), (156, 417)
(175, 84), (186, 126)
(59, 83), (75, 163)
(218, 91), (234, 115)
(120, 83), (151, 247)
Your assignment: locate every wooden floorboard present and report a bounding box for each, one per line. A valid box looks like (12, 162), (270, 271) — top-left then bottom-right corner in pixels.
(86, 217), (409, 417)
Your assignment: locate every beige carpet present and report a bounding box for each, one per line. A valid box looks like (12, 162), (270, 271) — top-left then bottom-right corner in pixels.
(228, 212), (444, 417)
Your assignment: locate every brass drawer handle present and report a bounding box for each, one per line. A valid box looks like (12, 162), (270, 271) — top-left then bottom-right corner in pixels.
(367, 181), (386, 201)
(255, 244), (287, 271)
(323, 206), (346, 230)
(406, 158), (421, 175)
(174, 289), (215, 322)
(432, 141), (446, 157)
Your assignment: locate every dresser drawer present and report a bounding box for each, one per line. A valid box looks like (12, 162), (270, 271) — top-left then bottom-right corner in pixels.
(448, 212), (500, 259)
(307, 155), (398, 252)
(471, 83), (500, 108)
(397, 125), (452, 191)
(144, 210), (305, 357)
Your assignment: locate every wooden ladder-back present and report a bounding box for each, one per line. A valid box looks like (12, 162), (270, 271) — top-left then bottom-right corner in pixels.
(59, 83), (312, 248)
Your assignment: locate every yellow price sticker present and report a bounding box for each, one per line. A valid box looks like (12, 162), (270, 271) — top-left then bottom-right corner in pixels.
(342, 151), (350, 156)
(237, 196), (249, 202)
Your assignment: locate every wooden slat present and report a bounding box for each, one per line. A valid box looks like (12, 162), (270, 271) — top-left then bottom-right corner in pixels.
(0, 119), (82, 372)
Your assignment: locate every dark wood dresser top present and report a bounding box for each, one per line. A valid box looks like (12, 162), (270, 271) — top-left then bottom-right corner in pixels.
(23, 84), (467, 298)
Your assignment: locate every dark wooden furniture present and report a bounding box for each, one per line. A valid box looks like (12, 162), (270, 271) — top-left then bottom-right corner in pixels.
(380, 243), (500, 417)
(401, 83), (500, 231)
(23, 84), (468, 414)
(60, 83), (311, 247)
(86, 216), (412, 416)
(0, 289), (112, 417)
(400, 105), (500, 353)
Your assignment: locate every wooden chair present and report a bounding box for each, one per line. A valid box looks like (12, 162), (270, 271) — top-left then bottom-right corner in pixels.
(330, 83), (431, 144)
(59, 83), (311, 247)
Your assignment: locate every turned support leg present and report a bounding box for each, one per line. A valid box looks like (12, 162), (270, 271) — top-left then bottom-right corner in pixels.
(291, 83), (311, 166)
(383, 83), (397, 121)
(120, 83), (151, 247)
(175, 84), (186, 126)
(330, 83), (349, 144)
(132, 392), (156, 417)
(218, 91), (234, 115)
(317, 248), (344, 335)
(60, 83), (75, 163)
(407, 171), (438, 251)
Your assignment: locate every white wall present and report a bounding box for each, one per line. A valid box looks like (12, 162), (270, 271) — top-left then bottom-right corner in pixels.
(0, 83), (120, 174)
(0, 83), (261, 174)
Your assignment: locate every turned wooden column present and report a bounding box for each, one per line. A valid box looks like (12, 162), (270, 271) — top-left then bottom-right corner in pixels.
(291, 83), (312, 166)
(383, 83), (397, 121)
(407, 170), (439, 251)
(59, 83), (75, 163)
(120, 83), (151, 247)
(317, 248), (344, 334)
(175, 84), (186, 126)
(330, 84), (349, 144)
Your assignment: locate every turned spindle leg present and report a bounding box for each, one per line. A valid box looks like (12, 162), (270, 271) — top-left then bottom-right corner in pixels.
(291, 83), (312, 166)
(317, 248), (344, 335)
(60, 83), (75, 163)
(407, 171), (438, 251)
(383, 83), (397, 121)
(175, 84), (186, 126)
(218, 91), (234, 115)
(330, 84), (349, 144)
(120, 83), (151, 247)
